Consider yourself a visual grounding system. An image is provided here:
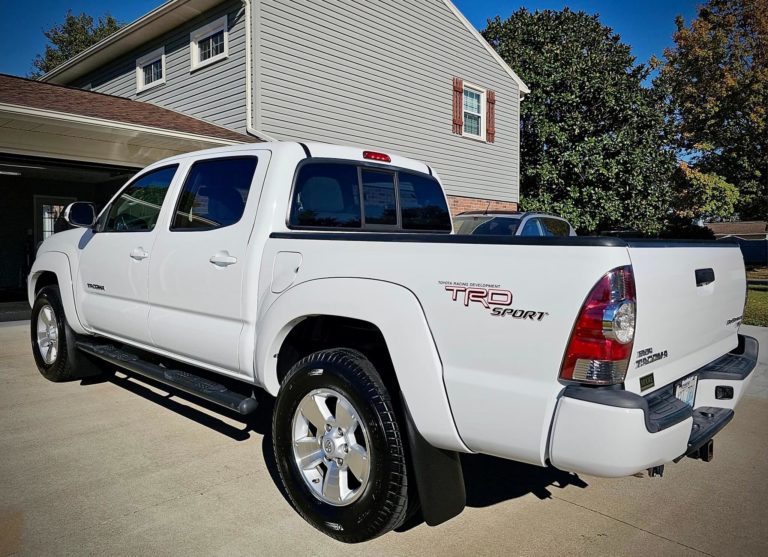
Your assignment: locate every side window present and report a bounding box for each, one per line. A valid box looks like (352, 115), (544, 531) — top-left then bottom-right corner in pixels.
(519, 218), (542, 237)
(398, 172), (451, 231)
(472, 217), (520, 236)
(361, 170), (397, 226)
(540, 218), (571, 237)
(171, 157), (258, 231)
(290, 163), (361, 228)
(104, 165), (177, 232)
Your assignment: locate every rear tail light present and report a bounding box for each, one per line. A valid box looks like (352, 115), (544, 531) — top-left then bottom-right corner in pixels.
(560, 266), (636, 385)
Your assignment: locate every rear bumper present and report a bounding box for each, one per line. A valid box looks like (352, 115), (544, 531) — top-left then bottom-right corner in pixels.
(549, 335), (758, 477)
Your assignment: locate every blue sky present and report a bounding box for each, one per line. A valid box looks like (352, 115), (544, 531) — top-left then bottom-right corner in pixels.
(0, 1), (699, 78)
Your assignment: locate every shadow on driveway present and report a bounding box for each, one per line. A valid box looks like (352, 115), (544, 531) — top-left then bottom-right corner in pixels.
(84, 370), (587, 530)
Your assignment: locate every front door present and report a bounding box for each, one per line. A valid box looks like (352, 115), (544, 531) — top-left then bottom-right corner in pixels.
(77, 165), (179, 345)
(148, 153), (268, 374)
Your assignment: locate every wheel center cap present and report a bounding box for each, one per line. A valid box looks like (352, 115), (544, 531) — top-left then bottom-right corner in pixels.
(323, 439), (334, 454)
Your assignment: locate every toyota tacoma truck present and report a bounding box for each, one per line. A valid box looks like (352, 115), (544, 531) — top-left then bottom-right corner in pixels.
(28, 142), (758, 543)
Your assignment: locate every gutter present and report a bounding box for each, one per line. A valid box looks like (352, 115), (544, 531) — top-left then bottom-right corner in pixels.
(242, 0), (276, 141)
(0, 102), (245, 146)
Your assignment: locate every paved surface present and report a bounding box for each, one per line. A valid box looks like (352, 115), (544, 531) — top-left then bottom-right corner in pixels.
(1, 322), (767, 557)
(0, 303), (30, 323)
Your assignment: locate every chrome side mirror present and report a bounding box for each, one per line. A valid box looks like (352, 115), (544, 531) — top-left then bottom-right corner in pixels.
(63, 202), (96, 228)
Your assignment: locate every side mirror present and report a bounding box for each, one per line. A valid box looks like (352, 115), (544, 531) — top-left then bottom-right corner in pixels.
(63, 202), (96, 228)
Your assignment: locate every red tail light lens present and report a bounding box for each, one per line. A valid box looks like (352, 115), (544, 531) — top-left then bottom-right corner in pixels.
(363, 151), (391, 163)
(560, 266), (636, 385)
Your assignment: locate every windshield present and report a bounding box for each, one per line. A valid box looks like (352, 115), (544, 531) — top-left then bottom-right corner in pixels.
(453, 215), (522, 236)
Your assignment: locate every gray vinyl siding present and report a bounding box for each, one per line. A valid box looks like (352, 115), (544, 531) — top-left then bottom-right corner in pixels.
(256, 0), (520, 202)
(71, 0), (247, 133)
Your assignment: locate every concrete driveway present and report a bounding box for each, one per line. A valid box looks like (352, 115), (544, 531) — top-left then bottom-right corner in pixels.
(1, 322), (767, 556)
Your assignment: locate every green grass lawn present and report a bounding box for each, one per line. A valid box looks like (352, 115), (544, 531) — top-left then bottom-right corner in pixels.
(744, 286), (768, 327)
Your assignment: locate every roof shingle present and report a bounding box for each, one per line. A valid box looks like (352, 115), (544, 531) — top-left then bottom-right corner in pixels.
(0, 73), (258, 144)
(706, 221), (767, 236)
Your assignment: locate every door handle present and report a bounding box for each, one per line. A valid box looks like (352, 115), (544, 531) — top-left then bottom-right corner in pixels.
(130, 247), (149, 261)
(209, 251), (238, 267)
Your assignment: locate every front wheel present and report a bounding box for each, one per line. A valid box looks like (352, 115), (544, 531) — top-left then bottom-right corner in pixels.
(31, 286), (107, 382)
(272, 348), (409, 543)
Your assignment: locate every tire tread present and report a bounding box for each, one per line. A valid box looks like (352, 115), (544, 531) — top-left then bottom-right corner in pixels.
(274, 348), (409, 543)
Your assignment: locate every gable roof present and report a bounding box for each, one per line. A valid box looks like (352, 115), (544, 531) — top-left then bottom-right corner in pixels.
(0, 73), (257, 143)
(40, 0), (529, 95)
(441, 0), (529, 95)
(40, 0), (222, 85)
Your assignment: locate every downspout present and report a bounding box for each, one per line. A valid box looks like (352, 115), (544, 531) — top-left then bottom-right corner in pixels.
(242, 0), (276, 141)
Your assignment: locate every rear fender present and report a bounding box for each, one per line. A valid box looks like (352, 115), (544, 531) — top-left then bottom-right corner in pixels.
(256, 277), (468, 452)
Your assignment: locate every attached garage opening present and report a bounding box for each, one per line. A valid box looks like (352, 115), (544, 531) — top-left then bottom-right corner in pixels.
(0, 154), (137, 302)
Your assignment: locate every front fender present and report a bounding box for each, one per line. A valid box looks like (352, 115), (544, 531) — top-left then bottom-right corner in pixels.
(256, 277), (468, 452)
(28, 251), (88, 335)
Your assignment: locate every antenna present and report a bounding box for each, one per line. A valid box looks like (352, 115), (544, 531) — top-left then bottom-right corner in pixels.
(483, 201), (491, 215)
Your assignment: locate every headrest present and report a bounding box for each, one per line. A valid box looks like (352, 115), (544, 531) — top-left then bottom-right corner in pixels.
(300, 177), (345, 213)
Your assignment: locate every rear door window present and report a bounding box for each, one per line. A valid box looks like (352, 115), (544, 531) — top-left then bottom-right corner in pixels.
(171, 157), (258, 231)
(539, 217), (571, 237)
(520, 218), (543, 236)
(471, 217), (520, 235)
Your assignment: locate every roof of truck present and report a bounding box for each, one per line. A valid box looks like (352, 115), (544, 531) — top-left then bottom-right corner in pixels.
(136, 141), (433, 175)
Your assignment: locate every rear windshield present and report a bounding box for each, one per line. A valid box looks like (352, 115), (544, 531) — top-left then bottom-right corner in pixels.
(290, 162), (451, 232)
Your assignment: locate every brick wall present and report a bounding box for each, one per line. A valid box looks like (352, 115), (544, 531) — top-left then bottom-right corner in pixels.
(447, 194), (518, 217)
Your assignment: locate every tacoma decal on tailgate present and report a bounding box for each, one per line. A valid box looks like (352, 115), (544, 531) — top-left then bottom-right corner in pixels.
(635, 346), (668, 369)
(726, 315), (742, 327)
(439, 281), (548, 321)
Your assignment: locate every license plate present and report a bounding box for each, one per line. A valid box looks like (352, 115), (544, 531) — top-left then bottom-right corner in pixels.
(675, 375), (698, 408)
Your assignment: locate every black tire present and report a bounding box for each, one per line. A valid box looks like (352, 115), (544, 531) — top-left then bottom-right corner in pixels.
(272, 348), (409, 543)
(31, 286), (106, 382)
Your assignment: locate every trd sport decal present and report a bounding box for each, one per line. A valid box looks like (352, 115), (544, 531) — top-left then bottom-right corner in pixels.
(439, 281), (548, 321)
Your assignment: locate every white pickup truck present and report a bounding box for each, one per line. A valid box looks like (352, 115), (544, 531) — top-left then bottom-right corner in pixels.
(28, 142), (758, 543)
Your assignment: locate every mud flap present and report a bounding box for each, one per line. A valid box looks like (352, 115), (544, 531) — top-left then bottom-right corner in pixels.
(402, 398), (466, 526)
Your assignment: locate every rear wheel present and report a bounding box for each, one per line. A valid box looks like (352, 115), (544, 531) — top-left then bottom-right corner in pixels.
(272, 348), (409, 543)
(31, 286), (106, 382)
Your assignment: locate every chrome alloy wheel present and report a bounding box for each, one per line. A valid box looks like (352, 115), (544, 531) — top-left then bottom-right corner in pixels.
(36, 304), (59, 365)
(291, 387), (371, 506)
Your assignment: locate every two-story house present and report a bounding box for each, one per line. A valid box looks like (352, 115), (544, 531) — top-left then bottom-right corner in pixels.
(41, 0), (528, 215)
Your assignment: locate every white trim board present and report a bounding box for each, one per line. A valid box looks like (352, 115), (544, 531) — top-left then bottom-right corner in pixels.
(0, 103), (246, 146)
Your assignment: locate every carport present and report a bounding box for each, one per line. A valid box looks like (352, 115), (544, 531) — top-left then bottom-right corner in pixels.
(0, 74), (257, 309)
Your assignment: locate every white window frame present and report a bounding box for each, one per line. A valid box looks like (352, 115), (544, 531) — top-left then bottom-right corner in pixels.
(135, 47), (166, 93)
(462, 83), (487, 141)
(190, 15), (229, 71)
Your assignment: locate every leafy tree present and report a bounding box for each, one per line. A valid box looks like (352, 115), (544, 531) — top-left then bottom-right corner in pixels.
(671, 162), (739, 221)
(483, 9), (676, 234)
(657, 0), (767, 220)
(30, 11), (122, 78)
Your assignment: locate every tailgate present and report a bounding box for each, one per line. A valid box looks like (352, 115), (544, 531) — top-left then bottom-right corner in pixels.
(624, 242), (746, 395)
